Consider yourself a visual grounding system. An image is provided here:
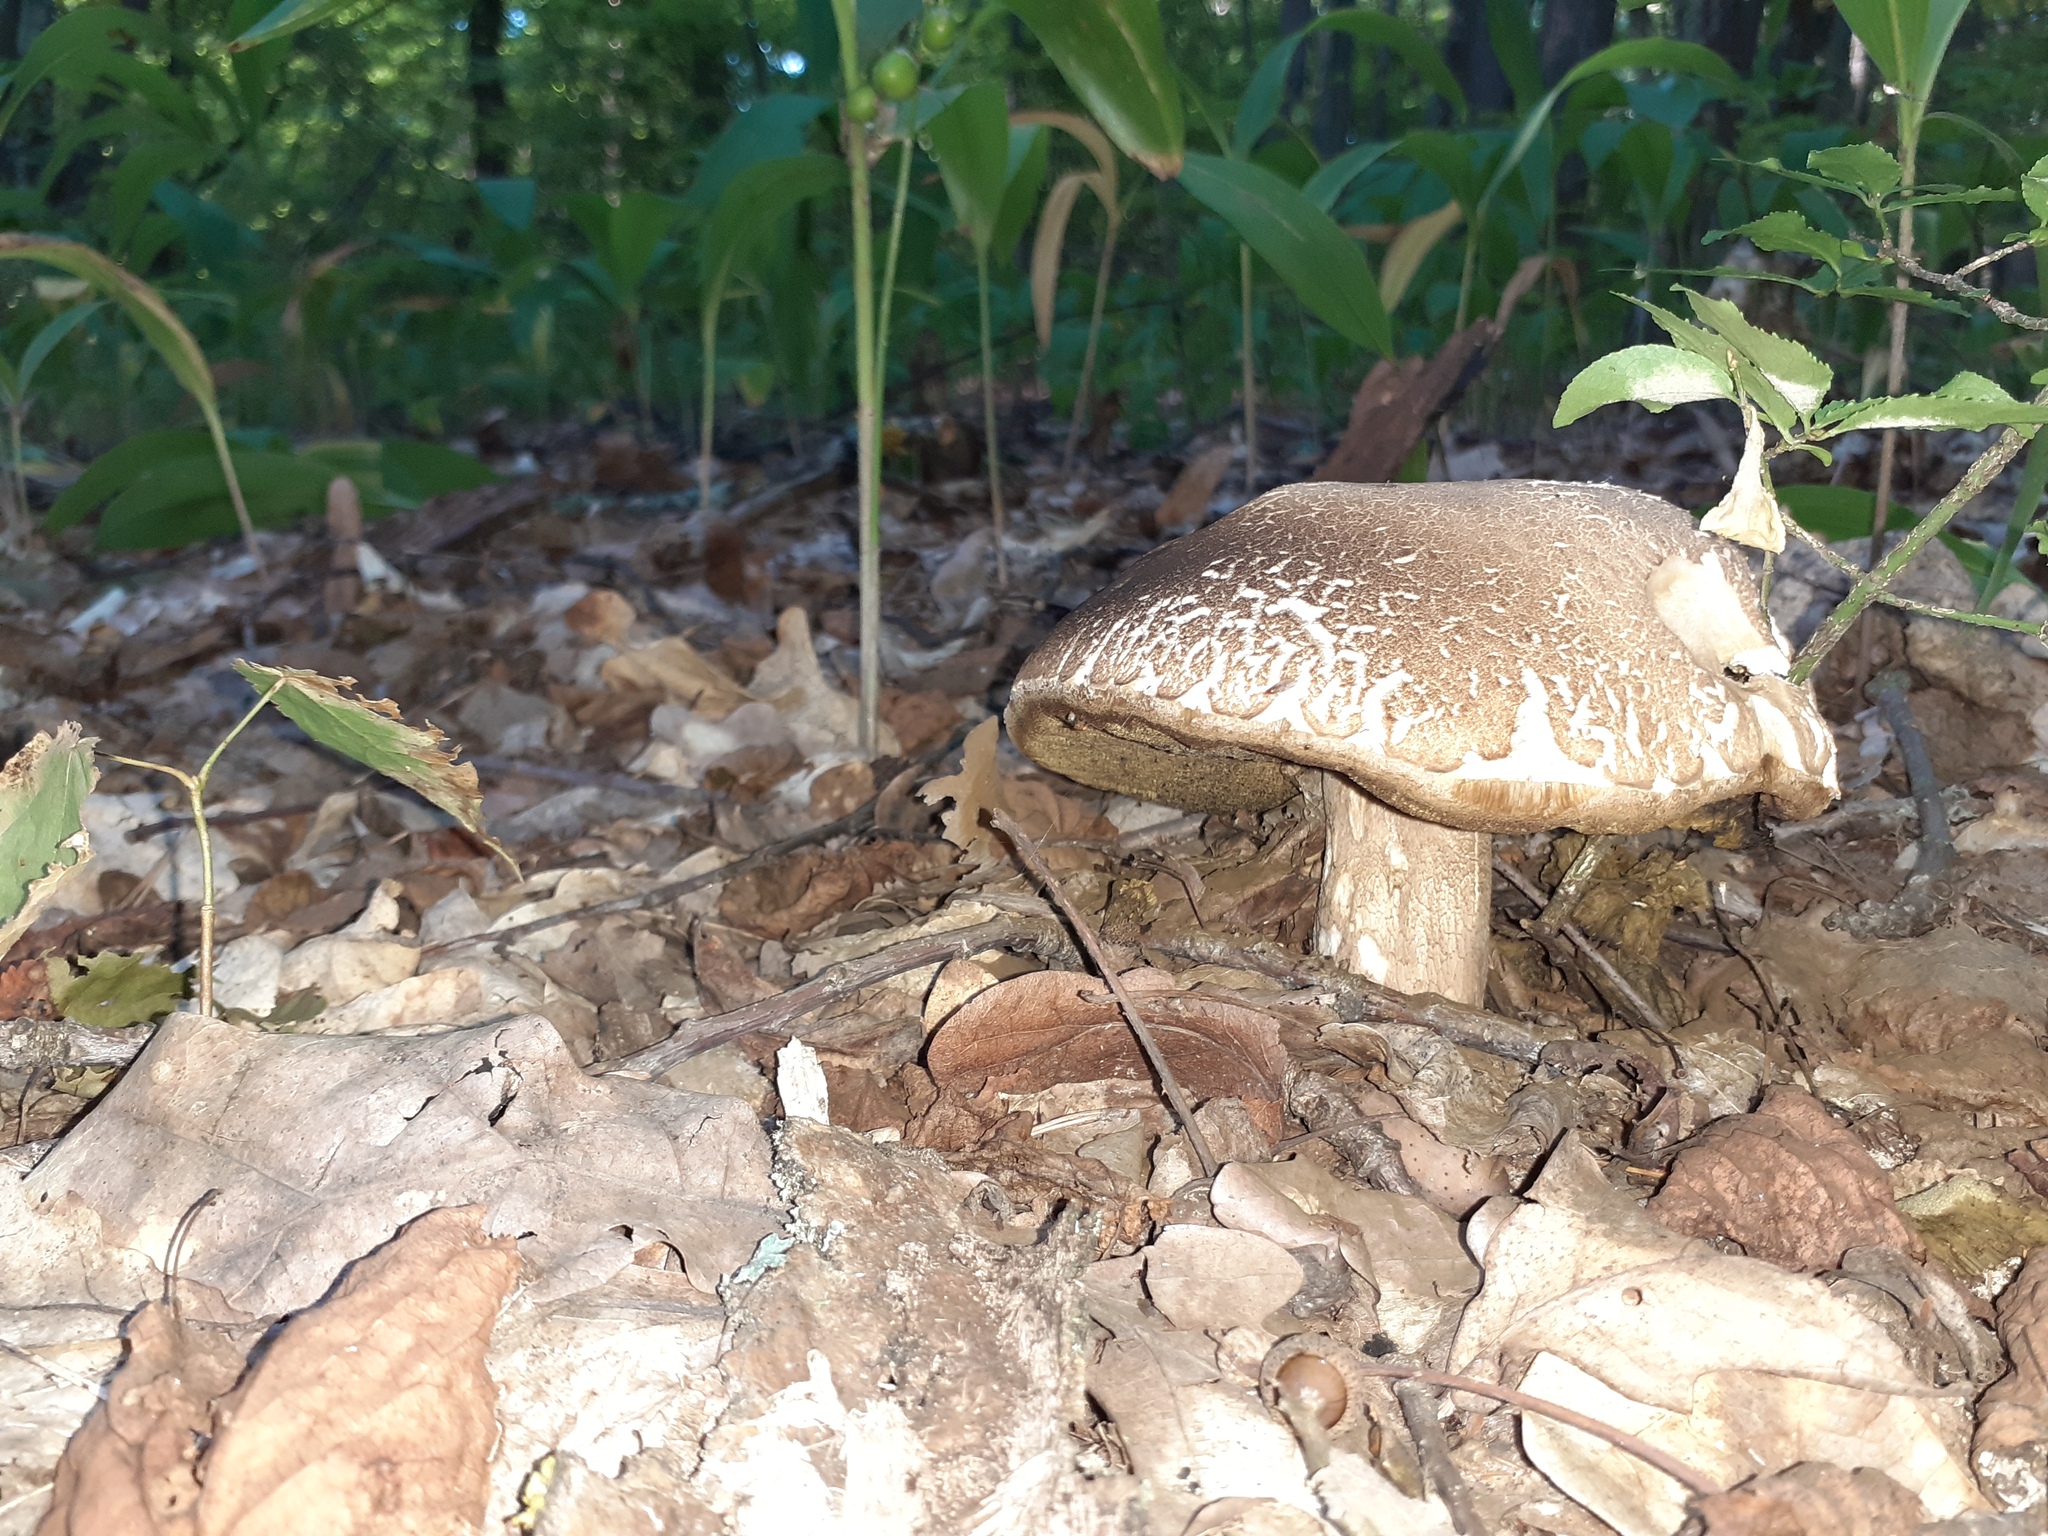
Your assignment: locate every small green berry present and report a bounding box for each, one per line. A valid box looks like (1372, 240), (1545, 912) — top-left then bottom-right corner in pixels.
(920, 8), (957, 52)
(845, 84), (879, 123)
(871, 49), (919, 102)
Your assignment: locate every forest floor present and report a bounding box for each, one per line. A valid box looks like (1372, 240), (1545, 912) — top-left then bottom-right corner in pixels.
(5, 400), (2048, 1535)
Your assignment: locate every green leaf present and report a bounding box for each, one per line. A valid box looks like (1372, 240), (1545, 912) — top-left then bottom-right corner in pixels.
(477, 176), (537, 231)
(1395, 130), (1489, 215)
(927, 82), (1012, 253)
(1711, 210), (1864, 273)
(51, 951), (185, 1029)
(11, 299), (100, 401)
(229, 0), (357, 51)
(46, 429), (213, 531)
(1006, 0), (1184, 179)
(231, 663), (513, 871)
(1235, 11), (1463, 161)
(1776, 483), (1878, 540)
(1816, 372), (2048, 434)
(378, 441), (498, 504)
(2025, 153), (2048, 227)
(684, 95), (832, 210)
(1834, 0), (1969, 102)
(0, 723), (97, 959)
(1630, 295), (1800, 434)
(95, 449), (334, 550)
(1177, 152), (1391, 358)
(1681, 289), (1833, 421)
(990, 125), (1050, 263)
(1302, 141), (1395, 214)
(567, 190), (686, 304)
(0, 7), (175, 143)
(1554, 345), (1736, 425)
(1805, 141), (1901, 199)
(1485, 0), (1544, 114)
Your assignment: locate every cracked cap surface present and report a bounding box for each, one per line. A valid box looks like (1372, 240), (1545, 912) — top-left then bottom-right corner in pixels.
(1005, 480), (1838, 833)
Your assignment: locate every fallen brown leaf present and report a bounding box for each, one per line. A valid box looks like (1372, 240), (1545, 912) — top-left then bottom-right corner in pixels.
(926, 967), (1288, 1139)
(1694, 1461), (1929, 1535)
(715, 839), (943, 941)
(1153, 444), (1235, 534)
(1649, 1088), (1922, 1272)
(195, 1205), (518, 1536)
(1972, 1247), (2048, 1511)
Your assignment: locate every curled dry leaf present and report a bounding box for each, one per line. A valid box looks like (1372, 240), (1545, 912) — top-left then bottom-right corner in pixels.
(231, 662), (512, 871)
(921, 715), (1001, 856)
(196, 1205), (519, 1536)
(599, 635), (751, 718)
(926, 967), (1288, 1139)
(1648, 1087), (1923, 1273)
(1973, 1247), (2048, 1512)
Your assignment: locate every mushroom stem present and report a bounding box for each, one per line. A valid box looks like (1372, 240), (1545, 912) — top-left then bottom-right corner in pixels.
(1316, 773), (1492, 1006)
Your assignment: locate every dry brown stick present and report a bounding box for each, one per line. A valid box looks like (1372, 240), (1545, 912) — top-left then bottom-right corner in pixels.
(1350, 1362), (1722, 1498)
(1143, 934), (1557, 1065)
(1395, 1378), (1486, 1536)
(1492, 856), (1684, 1072)
(603, 916), (1073, 1076)
(0, 1017), (153, 1077)
(994, 809), (1219, 1178)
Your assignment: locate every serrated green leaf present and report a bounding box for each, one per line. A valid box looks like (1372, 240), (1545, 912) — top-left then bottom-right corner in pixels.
(0, 723), (97, 959)
(231, 662), (514, 871)
(1806, 142), (1901, 199)
(1681, 289), (1833, 422)
(1816, 372), (2048, 434)
(53, 951), (184, 1029)
(1554, 345), (1735, 426)
(1630, 295), (1799, 435)
(2025, 154), (2048, 227)
(1714, 210), (1864, 273)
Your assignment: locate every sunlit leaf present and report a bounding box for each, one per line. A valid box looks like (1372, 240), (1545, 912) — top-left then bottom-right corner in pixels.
(0, 723), (96, 959)
(52, 951), (184, 1030)
(232, 662), (513, 870)
(1816, 372), (2048, 434)
(1554, 345), (1736, 426)
(1006, 0), (1183, 179)
(230, 0), (358, 50)
(1682, 289), (1832, 422)
(1710, 210), (1865, 273)
(1834, 0), (1969, 101)
(1805, 141), (1902, 199)
(1178, 152), (1391, 358)
(2025, 153), (2048, 227)
(1379, 201), (1464, 312)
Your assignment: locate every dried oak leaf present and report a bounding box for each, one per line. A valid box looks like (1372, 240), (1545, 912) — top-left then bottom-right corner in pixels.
(192, 1205), (518, 1536)
(1648, 1087), (1922, 1273)
(1973, 1246), (2048, 1512)
(51, 952), (185, 1030)
(37, 1299), (253, 1536)
(715, 839), (943, 942)
(1153, 443), (1236, 534)
(921, 716), (1000, 855)
(926, 968), (1287, 1139)
(0, 956), (56, 1017)
(1695, 1461), (1930, 1535)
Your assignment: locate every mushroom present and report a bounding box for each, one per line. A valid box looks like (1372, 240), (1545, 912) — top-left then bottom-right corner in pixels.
(1005, 481), (1837, 1005)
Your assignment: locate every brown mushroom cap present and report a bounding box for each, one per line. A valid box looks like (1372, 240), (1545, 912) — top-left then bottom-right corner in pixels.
(1006, 481), (1837, 834)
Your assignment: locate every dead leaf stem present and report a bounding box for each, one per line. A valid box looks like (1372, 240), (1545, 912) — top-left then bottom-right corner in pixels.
(994, 809), (1218, 1177)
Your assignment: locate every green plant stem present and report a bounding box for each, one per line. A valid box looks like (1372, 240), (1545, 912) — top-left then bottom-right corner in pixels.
(874, 112), (917, 402)
(4, 405), (25, 559)
(698, 307), (719, 513)
(977, 246), (1008, 588)
(1980, 430), (2048, 609)
(1455, 209), (1480, 333)
(1868, 114), (1920, 576)
(201, 408), (263, 576)
(1789, 389), (2048, 685)
(97, 680), (284, 1018)
(1239, 241), (1257, 494)
(1063, 211), (1120, 473)
(831, 0), (882, 755)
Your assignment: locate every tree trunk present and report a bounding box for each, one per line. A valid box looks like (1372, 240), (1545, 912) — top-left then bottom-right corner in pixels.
(1312, 0), (1356, 157)
(468, 0), (510, 180)
(1446, 0), (1513, 118)
(1538, 0), (1616, 85)
(1280, 0), (1315, 115)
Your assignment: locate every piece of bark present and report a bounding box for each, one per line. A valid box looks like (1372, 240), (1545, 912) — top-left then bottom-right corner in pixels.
(194, 1205), (518, 1535)
(1973, 1246), (2048, 1512)
(1312, 321), (1496, 484)
(1694, 1462), (1930, 1535)
(1648, 1087), (1922, 1272)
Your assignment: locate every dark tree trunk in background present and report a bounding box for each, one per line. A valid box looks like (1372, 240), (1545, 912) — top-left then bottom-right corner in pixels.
(1538, 0), (1616, 85)
(469, 0), (509, 179)
(1312, 0), (1355, 156)
(1280, 0), (1315, 115)
(1446, 0), (1513, 118)
(1683, 0), (1764, 143)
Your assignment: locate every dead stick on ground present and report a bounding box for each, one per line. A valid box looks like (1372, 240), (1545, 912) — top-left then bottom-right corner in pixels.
(1350, 1362), (1722, 1499)
(994, 809), (1219, 1178)
(1493, 855), (1684, 1073)
(1395, 1378), (1487, 1536)
(1831, 669), (1954, 940)
(604, 916), (1073, 1077)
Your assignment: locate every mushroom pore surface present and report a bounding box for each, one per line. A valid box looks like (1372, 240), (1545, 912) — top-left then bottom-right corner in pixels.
(1005, 480), (1837, 834)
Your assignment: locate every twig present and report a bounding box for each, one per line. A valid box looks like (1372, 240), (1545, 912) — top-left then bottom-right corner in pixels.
(1493, 857), (1684, 1073)
(1350, 1361), (1722, 1498)
(1769, 784), (1974, 842)
(994, 809), (1218, 1177)
(1144, 934), (1559, 1065)
(1781, 520), (2045, 634)
(1828, 671), (1955, 939)
(0, 1017), (152, 1077)
(1880, 241), (2048, 331)
(604, 915), (1073, 1076)
(1395, 1379), (1487, 1536)
(1531, 834), (1611, 940)
(1954, 238), (2036, 281)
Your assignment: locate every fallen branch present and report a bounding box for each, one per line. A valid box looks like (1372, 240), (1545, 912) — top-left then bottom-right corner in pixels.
(995, 809), (1219, 1177)
(0, 1016), (153, 1077)
(1395, 1378), (1486, 1536)
(602, 915), (1072, 1076)
(1828, 670), (1955, 939)
(1142, 934), (1562, 1065)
